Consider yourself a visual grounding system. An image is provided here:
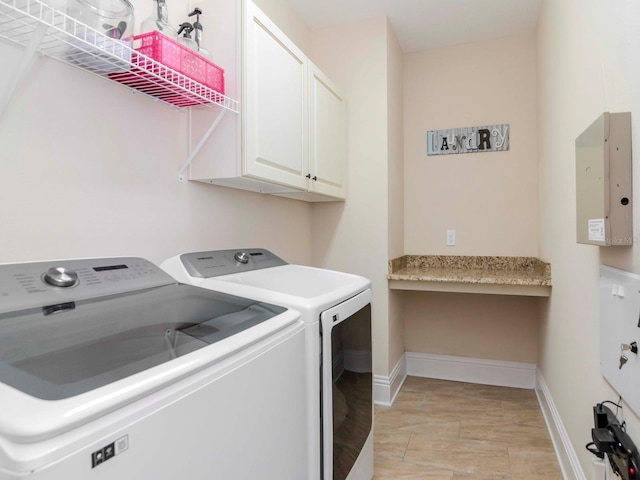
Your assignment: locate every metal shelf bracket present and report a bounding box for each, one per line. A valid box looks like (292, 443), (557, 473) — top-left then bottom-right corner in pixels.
(0, 22), (46, 118)
(178, 108), (227, 182)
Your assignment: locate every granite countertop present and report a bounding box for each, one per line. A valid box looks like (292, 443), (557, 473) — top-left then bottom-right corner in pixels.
(388, 255), (552, 287)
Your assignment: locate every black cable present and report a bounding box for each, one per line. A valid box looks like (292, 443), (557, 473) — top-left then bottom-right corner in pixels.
(601, 399), (622, 410)
(586, 441), (605, 459)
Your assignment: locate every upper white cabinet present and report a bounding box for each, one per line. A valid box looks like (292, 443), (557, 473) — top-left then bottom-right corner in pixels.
(189, 0), (346, 201)
(308, 63), (346, 199)
(244, 2), (308, 192)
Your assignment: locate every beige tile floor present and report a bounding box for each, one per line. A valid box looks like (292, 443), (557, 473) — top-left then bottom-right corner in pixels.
(373, 376), (564, 480)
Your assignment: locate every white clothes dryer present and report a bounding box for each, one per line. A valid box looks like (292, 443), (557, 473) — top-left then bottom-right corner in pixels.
(161, 248), (374, 480)
(0, 257), (308, 479)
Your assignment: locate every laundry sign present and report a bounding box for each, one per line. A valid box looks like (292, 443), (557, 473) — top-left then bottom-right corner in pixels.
(427, 124), (509, 155)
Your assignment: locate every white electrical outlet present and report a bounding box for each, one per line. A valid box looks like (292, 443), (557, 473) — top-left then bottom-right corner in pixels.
(446, 230), (456, 246)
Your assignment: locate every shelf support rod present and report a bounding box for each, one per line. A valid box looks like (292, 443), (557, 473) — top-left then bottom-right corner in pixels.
(178, 108), (228, 182)
(0, 22), (48, 119)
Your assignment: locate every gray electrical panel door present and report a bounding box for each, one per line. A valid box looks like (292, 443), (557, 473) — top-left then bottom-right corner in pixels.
(575, 112), (632, 246)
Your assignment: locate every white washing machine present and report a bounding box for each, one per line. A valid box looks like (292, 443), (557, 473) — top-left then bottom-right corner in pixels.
(161, 248), (374, 480)
(0, 256), (308, 479)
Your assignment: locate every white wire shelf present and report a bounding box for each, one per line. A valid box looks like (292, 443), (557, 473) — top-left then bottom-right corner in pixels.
(0, 0), (239, 112)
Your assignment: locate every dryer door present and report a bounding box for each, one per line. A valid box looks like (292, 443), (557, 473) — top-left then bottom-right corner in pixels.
(320, 289), (372, 480)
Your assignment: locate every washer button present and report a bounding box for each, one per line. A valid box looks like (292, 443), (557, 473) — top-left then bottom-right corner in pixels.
(43, 267), (79, 287)
(234, 252), (250, 264)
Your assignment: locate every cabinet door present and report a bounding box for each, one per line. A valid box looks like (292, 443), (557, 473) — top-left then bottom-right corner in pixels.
(309, 63), (346, 199)
(243, 1), (308, 191)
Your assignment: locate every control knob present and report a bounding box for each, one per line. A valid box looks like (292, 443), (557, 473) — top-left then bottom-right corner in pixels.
(43, 267), (79, 287)
(234, 251), (250, 264)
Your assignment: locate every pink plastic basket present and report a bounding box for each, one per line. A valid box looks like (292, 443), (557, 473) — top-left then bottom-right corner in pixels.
(109, 31), (225, 107)
(134, 31), (224, 94)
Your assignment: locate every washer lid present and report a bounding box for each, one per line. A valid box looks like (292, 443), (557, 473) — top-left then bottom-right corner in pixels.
(215, 264), (369, 298)
(0, 283), (286, 401)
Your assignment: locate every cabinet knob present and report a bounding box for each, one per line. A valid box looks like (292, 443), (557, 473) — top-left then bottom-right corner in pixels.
(312, 176), (317, 181)
(305, 174), (311, 179)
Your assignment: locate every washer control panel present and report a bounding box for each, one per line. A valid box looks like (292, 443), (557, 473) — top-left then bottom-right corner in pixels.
(0, 257), (175, 314)
(180, 248), (287, 278)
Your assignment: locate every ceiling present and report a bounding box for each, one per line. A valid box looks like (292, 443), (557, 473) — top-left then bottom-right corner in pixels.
(286, 0), (543, 53)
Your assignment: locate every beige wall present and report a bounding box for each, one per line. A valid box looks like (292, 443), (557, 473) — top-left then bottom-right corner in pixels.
(0, 0), (312, 266)
(404, 33), (538, 257)
(252, 0), (310, 51)
(537, 0), (640, 475)
(308, 17), (395, 376)
(386, 21), (406, 373)
(405, 292), (539, 363)
(402, 33), (539, 364)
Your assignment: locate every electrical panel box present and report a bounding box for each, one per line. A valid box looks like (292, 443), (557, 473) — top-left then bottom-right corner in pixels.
(600, 266), (640, 418)
(576, 112), (632, 246)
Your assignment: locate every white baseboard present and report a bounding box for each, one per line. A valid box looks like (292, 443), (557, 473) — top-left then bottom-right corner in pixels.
(373, 355), (406, 406)
(536, 370), (586, 480)
(405, 352), (537, 389)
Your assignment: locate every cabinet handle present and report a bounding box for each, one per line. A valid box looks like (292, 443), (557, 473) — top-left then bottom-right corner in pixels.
(305, 174), (311, 179)
(312, 176), (317, 181)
